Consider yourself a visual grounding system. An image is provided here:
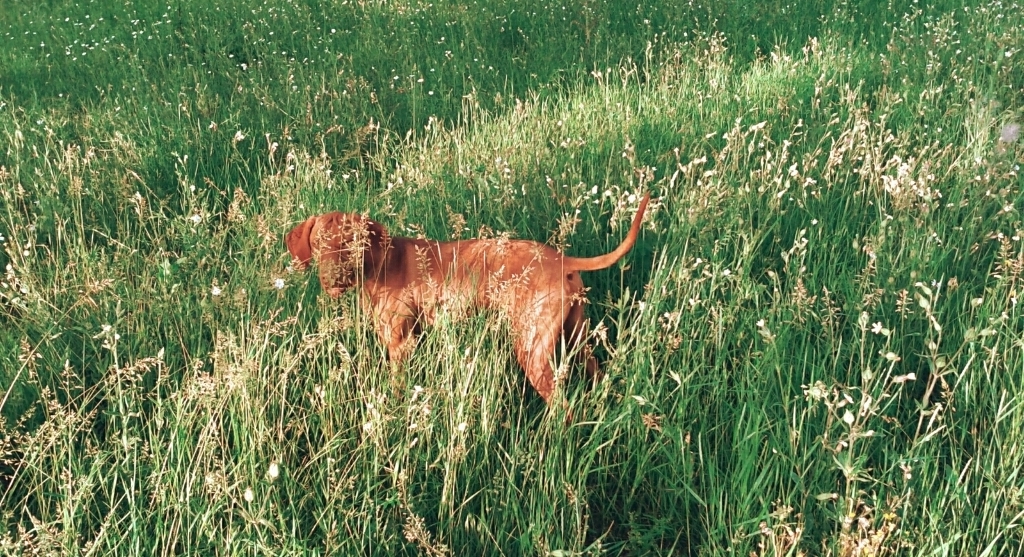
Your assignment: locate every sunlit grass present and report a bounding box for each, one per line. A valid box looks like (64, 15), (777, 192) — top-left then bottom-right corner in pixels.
(2, 0), (1024, 554)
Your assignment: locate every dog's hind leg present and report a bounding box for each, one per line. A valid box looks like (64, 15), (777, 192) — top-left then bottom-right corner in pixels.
(563, 299), (600, 382)
(513, 314), (563, 402)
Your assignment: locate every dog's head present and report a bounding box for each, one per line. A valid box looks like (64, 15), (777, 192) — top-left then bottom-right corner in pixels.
(286, 212), (390, 297)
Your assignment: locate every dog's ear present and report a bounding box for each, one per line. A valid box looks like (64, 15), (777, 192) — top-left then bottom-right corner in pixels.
(313, 213), (388, 297)
(285, 216), (316, 270)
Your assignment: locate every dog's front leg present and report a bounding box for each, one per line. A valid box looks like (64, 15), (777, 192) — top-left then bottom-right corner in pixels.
(362, 293), (420, 363)
(381, 317), (418, 363)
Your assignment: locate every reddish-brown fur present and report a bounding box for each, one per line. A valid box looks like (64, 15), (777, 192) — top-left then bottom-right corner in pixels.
(285, 193), (650, 401)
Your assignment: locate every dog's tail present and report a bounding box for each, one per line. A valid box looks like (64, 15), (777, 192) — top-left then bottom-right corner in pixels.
(563, 192), (650, 272)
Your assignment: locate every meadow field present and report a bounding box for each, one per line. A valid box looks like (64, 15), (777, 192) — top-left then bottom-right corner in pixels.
(2, 0), (1023, 554)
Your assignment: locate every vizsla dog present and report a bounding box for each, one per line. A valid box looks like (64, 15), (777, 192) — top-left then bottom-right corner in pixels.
(285, 193), (650, 402)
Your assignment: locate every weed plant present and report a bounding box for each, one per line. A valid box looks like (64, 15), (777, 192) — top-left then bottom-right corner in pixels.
(2, 0), (1024, 555)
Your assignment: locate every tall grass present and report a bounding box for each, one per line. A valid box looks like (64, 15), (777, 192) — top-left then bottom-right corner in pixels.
(2, 0), (1024, 554)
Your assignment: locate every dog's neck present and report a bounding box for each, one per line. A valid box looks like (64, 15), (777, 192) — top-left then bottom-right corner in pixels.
(360, 235), (398, 289)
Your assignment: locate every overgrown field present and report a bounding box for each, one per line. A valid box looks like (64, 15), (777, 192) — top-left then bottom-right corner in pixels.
(2, 0), (1024, 554)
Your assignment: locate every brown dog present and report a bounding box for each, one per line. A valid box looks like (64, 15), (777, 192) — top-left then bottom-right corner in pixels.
(285, 193), (650, 401)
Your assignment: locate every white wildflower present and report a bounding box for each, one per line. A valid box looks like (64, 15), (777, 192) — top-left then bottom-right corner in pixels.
(1000, 123), (1020, 143)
